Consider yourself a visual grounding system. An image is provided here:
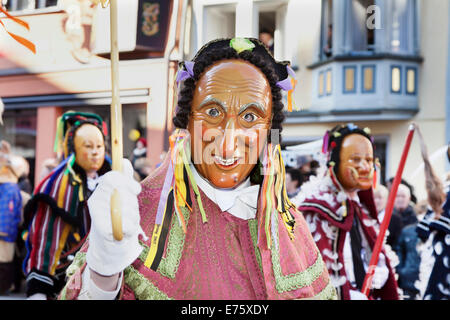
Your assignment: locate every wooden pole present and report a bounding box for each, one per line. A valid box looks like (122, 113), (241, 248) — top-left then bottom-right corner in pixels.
(109, 0), (123, 241)
(361, 124), (415, 296)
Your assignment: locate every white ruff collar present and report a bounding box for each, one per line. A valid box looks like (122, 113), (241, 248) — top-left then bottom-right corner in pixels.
(190, 164), (260, 220)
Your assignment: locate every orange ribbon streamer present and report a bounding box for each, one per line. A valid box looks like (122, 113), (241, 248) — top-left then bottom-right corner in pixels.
(286, 78), (298, 112)
(0, 6), (36, 53)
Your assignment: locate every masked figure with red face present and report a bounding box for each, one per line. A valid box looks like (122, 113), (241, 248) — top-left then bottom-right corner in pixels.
(58, 38), (336, 300)
(294, 123), (399, 300)
(23, 111), (111, 300)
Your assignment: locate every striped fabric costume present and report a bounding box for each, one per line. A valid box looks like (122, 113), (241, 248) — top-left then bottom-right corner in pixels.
(295, 175), (399, 300)
(59, 132), (336, 300)
(23, 112), (111, 298)
(293, 124), (399, 300)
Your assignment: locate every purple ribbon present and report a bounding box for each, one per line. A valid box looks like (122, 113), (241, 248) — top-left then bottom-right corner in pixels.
(155, 161), (174, 225)
(287, 65), (296, 78)
(276, 78), (293, 91)
(276, 65), (296, 91)
(322, 131), (330, 154)
(176, 61), (195, 84)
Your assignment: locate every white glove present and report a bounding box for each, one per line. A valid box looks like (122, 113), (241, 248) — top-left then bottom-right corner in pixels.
(371, 254), (389, 289)
(86, 158), (147, 276)
(350, 290), (368, 300)
(27, 293), (47, 300)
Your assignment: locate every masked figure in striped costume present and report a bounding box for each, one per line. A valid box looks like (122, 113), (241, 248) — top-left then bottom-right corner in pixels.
(293, 124), (399, 300)
(24, 112), (111, 299)
(59, 38), (336, 300)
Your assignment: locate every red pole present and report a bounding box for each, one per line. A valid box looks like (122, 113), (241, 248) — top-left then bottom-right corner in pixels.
(361, 124), (415, 296)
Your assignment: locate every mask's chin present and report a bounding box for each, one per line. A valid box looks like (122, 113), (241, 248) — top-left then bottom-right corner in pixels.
(197, 162), (255, 190)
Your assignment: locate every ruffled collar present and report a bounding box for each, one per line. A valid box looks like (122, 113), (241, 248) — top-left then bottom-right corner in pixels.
(190, 164), (260, 220)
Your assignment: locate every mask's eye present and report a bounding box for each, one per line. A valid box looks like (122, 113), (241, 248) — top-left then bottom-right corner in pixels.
(206, 108), (220, 118)
(242, 112), (256, 122)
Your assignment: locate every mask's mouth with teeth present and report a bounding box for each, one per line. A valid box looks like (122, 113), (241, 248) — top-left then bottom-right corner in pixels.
(213, 155), (242, 169)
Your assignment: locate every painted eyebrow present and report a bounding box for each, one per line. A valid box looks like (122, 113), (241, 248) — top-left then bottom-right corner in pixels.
(198, 97), (228, 112)
(238, 102), (267, 115)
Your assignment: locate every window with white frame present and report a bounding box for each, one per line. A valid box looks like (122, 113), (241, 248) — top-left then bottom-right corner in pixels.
(202, 3), (236, 45)
(319, 0), (419, 59)
(2, 0), (58, 11)
(197, 1), (287, 60)
(258, 10), (275, 55)
(350, 0), (375, 52)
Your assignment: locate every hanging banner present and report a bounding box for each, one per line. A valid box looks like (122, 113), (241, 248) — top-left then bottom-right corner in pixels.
(136, 0), (173, 52)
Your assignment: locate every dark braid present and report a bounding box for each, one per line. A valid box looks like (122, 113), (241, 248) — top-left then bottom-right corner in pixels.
(173, 47), (285, 143)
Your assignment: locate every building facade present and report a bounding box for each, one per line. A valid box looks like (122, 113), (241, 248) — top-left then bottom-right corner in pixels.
(186, 0), (448, 200)
(1, 0), (448, 201)
(0, 0), (185, 185)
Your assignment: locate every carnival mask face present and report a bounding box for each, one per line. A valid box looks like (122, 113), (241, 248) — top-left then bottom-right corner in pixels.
(74, 124), (105, 176)
(188, 59), (273, 189)
(337, 134), (374, 192)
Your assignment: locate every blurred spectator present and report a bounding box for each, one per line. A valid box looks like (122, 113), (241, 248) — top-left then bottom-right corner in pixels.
(38, 157), (60, 181)
(16, 157), (32, 195)
(323, 24), (333, 58)
(374, 184), (403, 249)
(415, 144), (450, 300)
(414, 200), (429, 222)
(296, 155), (319, 183)
(394, 183), (418, 227)
(131, 137), (147, 166)
(394, 201), (426, 300)
(259, 29), (274, 54)
(0, 150), (23, 294)
(9, 155), (31, 294)
(133, 157), (153, 181)
(0, 97), (3, 125)
(388, 178), (417, 204)
(285, 168), (304, 199)
(156, 151), (167, 169)
(297, 155), (312, 174)
(374, 184), (388, 215)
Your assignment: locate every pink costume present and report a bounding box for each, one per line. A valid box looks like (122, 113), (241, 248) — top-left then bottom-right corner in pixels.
(59, 156), (336, 300)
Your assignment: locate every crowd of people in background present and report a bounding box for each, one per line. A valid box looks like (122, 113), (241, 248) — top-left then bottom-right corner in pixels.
(0, 132), (449, 300)
(285, 144), (450, 300)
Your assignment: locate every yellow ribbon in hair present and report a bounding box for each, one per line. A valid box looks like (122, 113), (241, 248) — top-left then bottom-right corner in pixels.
(265, 145), (276, 249)
(144, 187), (172, 268)
(180, 142), (208, 224)
(173, 144), (188, 233)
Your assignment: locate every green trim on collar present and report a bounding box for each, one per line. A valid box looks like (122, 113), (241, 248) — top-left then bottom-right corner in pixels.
(270, 211), (328, 293)
(248, 219), (263, 274)
(123, 266), (172, 300)
(139, 206), (190, 279)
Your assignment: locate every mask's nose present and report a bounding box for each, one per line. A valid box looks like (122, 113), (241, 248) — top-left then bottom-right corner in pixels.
(218, 118), (237, 159)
